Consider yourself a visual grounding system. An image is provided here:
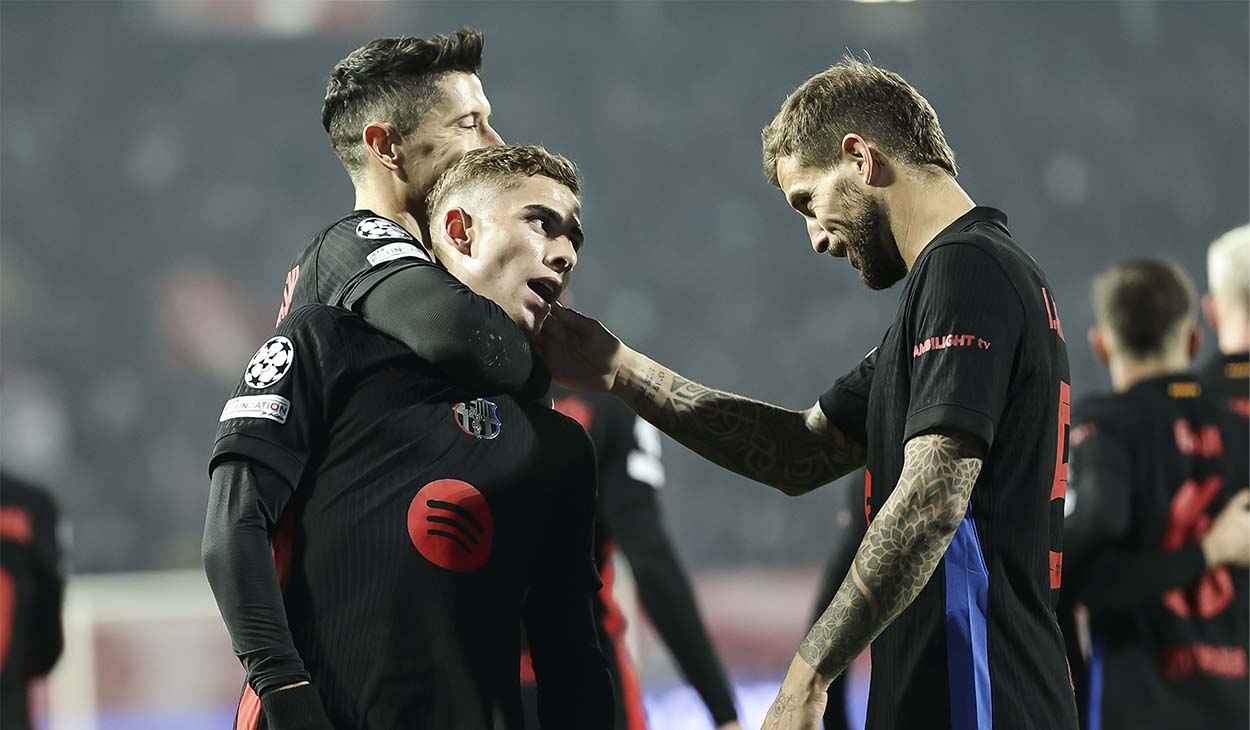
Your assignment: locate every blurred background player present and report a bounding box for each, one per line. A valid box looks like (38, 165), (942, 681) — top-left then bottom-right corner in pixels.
(277, 29), (550, 401)
(1200, 224), (1249, 491)
(0, 472), (65, 730)
(519, 305), (741, 729)
(204, 146), (613, 730)
(1063, 259), (1250, 730)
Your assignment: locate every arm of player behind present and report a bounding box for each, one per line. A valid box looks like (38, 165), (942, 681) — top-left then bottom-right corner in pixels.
(348, 262), (550, 399)
(609, 491), (738, 725)
(202, 460), (333, 730)
(1062, 423), (1210, 611)
(523, 472), (614, 729)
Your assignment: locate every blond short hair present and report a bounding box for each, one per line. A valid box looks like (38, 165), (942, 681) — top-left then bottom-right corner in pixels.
(426, 144), (580, 231)
(762, 57), (957, 186)
(1207, 224), (1249, 311)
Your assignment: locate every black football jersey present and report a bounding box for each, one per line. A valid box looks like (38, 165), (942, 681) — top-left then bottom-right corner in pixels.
(211, 305), (602, 730)
(1199, 352), (1249, 491)
(1065, 375), (1248, 730)
(0, 473), (64, 730)
(821, 207), (1078, 730)
(273, 210), (430, 326)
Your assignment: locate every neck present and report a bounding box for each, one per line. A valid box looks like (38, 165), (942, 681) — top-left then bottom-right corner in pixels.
(1109, 352), (1191, 393)
(885, 171), (977, 270)
(353, 182), (433, 250)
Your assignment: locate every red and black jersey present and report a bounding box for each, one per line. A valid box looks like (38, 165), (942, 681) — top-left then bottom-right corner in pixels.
(821, 207), (1077, 730)
(1198, 352), (1249, 491)
(1064, 375), (1248, 730)
(0, 473), (64, 730)
(542, 391), (738, 729)
(206, 305), (612, 730)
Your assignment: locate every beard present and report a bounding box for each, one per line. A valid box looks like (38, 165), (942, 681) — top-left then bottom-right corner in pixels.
(836, 179), (908, 290)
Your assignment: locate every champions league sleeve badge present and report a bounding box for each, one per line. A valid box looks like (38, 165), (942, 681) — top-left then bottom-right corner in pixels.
(244, 336), (295, 389)
(355, 217), (413, 240)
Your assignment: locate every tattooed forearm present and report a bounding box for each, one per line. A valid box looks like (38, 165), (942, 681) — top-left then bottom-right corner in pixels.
(612, 358), (865, 494)
(798, 433), (983, 677)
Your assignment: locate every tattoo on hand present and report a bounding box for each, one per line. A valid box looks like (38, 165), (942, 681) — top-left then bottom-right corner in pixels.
(798, 433), (983, 677)
(617, 365), (865, 492)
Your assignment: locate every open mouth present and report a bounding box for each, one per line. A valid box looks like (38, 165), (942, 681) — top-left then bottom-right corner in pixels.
(527, 280), (559, 305)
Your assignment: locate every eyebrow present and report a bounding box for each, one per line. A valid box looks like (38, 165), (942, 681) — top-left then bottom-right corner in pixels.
(524, 204), (584, 248)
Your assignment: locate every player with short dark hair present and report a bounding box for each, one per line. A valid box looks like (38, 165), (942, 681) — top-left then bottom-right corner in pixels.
(204, 146), (613, 730)
(538, 57), (1077, 730)
(1064, 258), (1249, 730)
(0, 472), (65, 730)
(273, 29), (550, 403)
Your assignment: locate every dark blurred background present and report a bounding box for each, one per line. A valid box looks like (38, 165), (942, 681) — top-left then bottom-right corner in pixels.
(1, 2), (1246, 725)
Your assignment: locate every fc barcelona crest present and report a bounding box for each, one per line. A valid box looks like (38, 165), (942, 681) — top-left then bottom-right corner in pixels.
(452, 398), (502, 440)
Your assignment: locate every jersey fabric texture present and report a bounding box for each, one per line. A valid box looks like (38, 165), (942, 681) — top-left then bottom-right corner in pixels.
(523, 391), (739, 729)
(1198, 352), (1249, 491)
(208, 305), (609, 730)
(819, 207), (1078, 730)
(1065, 375), (1248, 730)
(0, 473), (64, 730)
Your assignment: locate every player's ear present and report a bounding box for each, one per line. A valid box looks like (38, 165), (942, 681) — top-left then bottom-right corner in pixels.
(1088, 326), (1110, 364)
(1202, 293), (1220, 334)
(443, 208), (474, 255)
(841, 133), (879, 186)
(362, 122), (402, 171)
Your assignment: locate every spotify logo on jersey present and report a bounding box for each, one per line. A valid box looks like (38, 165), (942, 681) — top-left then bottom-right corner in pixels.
(407, 479), (494, 572)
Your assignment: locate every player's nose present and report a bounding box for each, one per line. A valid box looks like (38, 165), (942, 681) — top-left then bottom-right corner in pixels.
(482, 122), (504, 148)
(545, 237), (577, 274)
(806, 219), (830, 254)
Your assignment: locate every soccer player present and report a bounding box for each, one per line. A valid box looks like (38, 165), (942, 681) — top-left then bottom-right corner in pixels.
(537, 58), (1078, 730)
(203, 146), (613, 730)
(275, 29), (550, 400)
(528, 385), (741, 730)
(1063, 259), (1249, 729)
(1200, 224), (1249, 491)
(0, 472), (65, 730)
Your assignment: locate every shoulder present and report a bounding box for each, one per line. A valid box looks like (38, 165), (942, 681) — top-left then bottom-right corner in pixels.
(0, 472), (58, 517)
(1071, 393), (1134, 446)
(325, 213), (428, 261)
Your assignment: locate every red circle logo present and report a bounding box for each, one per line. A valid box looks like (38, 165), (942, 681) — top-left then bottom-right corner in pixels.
(407, 479), (494, 572)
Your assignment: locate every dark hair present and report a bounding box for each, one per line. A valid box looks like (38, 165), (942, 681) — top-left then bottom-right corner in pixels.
(426, 145), (580, 224)
(762, 57), (957, 186)
(1092, 259), (1197, 358)
(322, 28), (484, 176)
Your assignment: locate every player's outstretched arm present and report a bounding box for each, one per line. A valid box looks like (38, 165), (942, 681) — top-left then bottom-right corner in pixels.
(350, 262), (550, 399)
(203, 460), (334, 730)
(762, 432), (982, 730)
(537, 305), (865, 494)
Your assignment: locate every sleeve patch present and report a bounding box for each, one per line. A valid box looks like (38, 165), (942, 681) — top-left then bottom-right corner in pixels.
(220, 395), (291, 424)
(356, 217), (414, 240)
(244, 336), (294, 389)
(366, 242), (430, 266)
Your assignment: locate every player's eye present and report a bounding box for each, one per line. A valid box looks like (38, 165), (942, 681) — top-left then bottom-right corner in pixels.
(526, 215), (550, 232)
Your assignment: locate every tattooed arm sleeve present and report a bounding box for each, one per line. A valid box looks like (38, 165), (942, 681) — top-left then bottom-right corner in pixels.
(609, 355), (866, 495)
(797, 432), (983, 678)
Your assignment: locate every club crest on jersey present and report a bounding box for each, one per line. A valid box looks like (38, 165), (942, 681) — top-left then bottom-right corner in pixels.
(355, 217), (412, 240)
(244, 336), (294, 389)
(452, 398), (502, 440)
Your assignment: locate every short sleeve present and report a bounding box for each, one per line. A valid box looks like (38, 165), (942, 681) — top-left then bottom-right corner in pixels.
(330, 255), (436, 312)
(1063, 415), (1133, 556)
(903, 243), (1023, 449)
(819, 345), (878, 445)
(210, 306), (348, 489)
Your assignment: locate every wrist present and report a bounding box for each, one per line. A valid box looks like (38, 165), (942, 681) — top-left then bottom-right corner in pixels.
(608, 347), (648, 397)
(784, 653), (834, 693)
